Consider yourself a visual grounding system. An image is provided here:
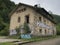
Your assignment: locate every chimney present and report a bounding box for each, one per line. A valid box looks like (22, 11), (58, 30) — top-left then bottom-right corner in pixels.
(34, 5), (38, 8)
(34, 4), (41, 8)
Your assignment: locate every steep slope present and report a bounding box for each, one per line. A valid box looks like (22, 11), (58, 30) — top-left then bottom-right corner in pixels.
(0, 0), (16, 31)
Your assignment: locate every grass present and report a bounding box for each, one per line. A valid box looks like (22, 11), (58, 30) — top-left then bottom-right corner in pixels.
(0, 37), (50, 45)
(20, 35), (58, 42)
(0, 42), (13, 45)
(8, 35), (60, 42)
(0, 35), (60, 45)
(7, 35), (20, 39)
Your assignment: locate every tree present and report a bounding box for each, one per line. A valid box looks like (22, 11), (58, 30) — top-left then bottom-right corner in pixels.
(0, 24), (9, 36)
(56, 24), (60, 35)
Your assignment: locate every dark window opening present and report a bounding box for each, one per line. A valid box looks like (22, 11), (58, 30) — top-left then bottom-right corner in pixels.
(16, 9), (21, 13)
(24, 8), (26, 11)
(18, 17), (20, 23)
(25, 15), (29, 23)
(39, 29), (42, 33)
(16, 8), (26, 13)
(39, 17), (41, 21)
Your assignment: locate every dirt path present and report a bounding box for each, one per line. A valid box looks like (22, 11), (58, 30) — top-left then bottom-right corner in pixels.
(0, 39), (19, 43)
(0, 36), (19, 43)
(23, 38), (60, 45)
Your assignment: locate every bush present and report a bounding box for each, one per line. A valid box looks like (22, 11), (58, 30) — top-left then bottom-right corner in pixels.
(15, 26), (21, 35)
(24, 22), (31, 34)
(56, 24), (60, 35)
(0, 24), (9, 36)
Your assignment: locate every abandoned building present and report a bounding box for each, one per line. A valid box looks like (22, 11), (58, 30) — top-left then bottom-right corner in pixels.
(9, 3), (56, 36)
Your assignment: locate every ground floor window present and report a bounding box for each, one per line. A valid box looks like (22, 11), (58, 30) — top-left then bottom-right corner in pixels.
(39, 29), (42, 33)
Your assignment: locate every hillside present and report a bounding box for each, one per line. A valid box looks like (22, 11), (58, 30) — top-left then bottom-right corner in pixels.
(53, 14), (60, 35)
(53, 14), (60, 24)
(0, 0), (16, 35)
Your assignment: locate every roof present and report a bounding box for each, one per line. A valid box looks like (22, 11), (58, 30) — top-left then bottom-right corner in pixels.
(9, 3), (56, 24)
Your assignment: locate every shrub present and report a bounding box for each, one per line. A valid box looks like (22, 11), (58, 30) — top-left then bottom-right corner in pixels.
(24, 22), (31, 34)
(15, 26), (21, 35)
(56, 24), (60, 35)
(0, 24), (9, 36)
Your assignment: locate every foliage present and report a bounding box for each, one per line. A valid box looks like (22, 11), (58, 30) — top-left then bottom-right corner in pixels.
(0, 24), (9, 36)
(21, 35), (57, 42)
(53, 14), (60, 23)
(15, 23), (31, 35)
(24, 22), (31, 34)
(53, 14), (60, 35)
(0, 0), (15, 23)
(0, 0), (16, 35)
(56, 23), (60, 35)
(15, 26), (21, 35)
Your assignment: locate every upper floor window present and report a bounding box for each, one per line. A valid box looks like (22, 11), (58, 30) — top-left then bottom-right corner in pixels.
(25, 15), (29, 24)
(43, 18), (46, 24)
(18, 17), (20, 23)
(39, 17), (42, 21)
(24, 8), (26, 11)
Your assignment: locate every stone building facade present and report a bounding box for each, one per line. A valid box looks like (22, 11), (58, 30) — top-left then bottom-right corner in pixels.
(9, 3), (56, 36)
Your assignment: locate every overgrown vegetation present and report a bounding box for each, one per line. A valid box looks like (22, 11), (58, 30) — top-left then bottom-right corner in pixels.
(24, 22), (31, 34)
(0, 24), (9, 36)
(15, 26), (21, 35)
(15, 22), (31, 34)
(53, 14), (60, 35)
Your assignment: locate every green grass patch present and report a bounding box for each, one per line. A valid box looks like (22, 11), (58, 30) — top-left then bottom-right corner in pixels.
(0, 42), (13, 45)
(7, 35), (60, 43)
(7, 35), (20, 39)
